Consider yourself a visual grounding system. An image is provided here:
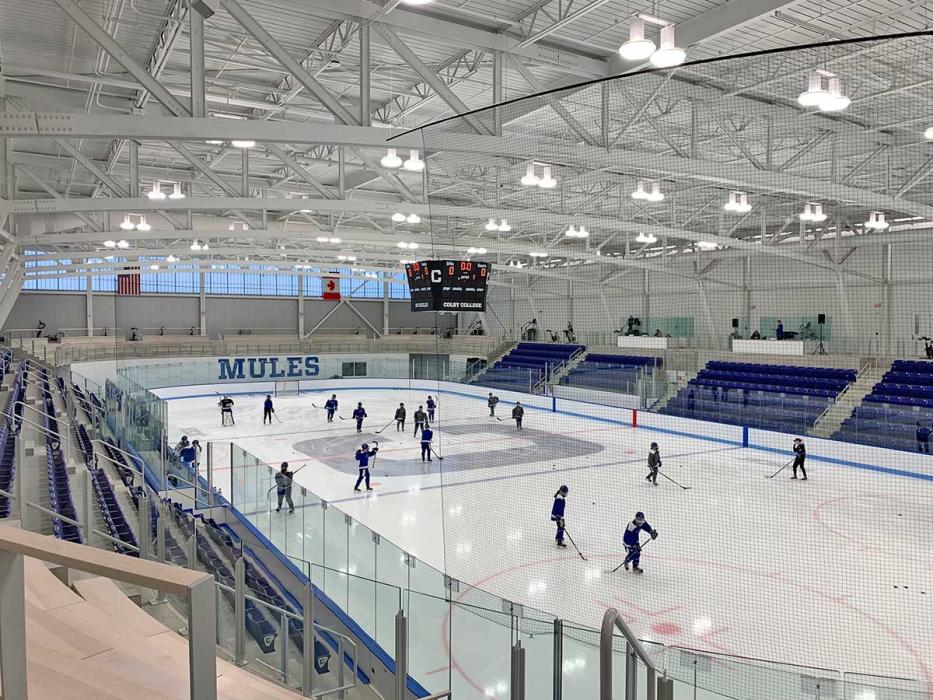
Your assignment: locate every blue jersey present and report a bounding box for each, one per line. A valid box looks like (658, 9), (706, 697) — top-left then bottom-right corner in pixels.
(264, 398), (273, 410)
(917, 427), (931, 441)
(180, 445), (197, 462)
(426, 398), (436, 410)
(355, 449), (377, 468)
(420, 428), (433, 444)
(325, 398), (338, 411)
(623, 520), (654, 547)
(551, 495), (566, 520)
(353, 407), (366, 420)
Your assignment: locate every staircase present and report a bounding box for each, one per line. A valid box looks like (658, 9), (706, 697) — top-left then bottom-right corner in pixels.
(465, 338), (517, 383)
(810, 360), (891, 438)
(545, 347), (589, 387)
(652, 366), (704, 412)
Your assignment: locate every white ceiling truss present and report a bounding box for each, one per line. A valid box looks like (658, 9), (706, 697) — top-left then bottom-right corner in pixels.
(0, 0), (932, 305)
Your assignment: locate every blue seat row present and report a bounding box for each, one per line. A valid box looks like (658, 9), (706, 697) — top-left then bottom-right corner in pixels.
(585, 354), (661, 367)
(92, 467), (138, 555)
(707, 361), (856, 381)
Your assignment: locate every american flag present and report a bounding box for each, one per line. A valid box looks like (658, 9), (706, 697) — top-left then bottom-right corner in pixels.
(117, 265), (141, 295)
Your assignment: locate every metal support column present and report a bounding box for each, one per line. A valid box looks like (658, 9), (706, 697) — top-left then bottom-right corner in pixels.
(395, 610), (407, 700)
(297, 274), (305, 337)
(302, 583), (315, 696)
(511, 641), (526, 700)
(553, 620), (563, 700)
(338, 147), (346, 199)
(128, 140), (139, 197)
(199, 271), (207, 336)
(492, 51), (503, 136)
(190, 7), (206, 118)
(601, 82), (610, 149)
(383, 279), (390, 336)
(0, 550), (27, 700)
(359, 23), (371, 126)
(625, 644), (637, 699)
(234, 557), (246, 665)
(187, 576), (218, 700)
(86, 271), (93, 336)
(882, 243), (893, 356)
(15, 433), (28, 531)
(206, 441), (213, 509)
(137, 490), (150, 560)
(241, 147), (250, 197)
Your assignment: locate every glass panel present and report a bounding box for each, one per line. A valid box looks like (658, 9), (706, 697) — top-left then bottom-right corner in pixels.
(322, 503), (349, 610)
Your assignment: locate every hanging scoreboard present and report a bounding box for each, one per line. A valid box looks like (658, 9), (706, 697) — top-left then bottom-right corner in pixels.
(404, 260), (491, 312)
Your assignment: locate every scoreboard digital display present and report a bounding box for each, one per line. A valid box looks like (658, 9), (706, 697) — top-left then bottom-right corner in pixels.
(404, 260), (491, 312)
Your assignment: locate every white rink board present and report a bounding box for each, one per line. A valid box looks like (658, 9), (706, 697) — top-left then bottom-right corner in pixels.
(160, 380), (933, 692)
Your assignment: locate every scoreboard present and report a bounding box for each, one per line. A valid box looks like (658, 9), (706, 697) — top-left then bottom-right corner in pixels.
(404, 260), (491, 312)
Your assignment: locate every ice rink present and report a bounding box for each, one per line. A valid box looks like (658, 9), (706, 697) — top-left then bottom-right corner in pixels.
(165, 387), (933, 694)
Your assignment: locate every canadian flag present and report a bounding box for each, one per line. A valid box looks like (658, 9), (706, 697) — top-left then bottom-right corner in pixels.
(323, 275), (340, 300)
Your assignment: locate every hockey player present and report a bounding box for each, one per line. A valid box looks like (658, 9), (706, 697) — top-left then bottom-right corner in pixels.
(274, 462), (295, 513)
(263, 394), (274, 425)
(413, 405), (428, 437)
(791, 438), (807, 480)
(426, 395), (436, 422)
(916, 422), (931, 454)
(512, 402), (524, 431)
(218, 395), (235, 426)
(550, 485), (568, 548)
(354, 443), (378, 491)
(646, 442), (661, 486)
(325, 394), (338, 423)
(622, 512), (658, 574)
(488, 392), (499, 417)
(353, 402), (367, 433)
(179, 441), (198, 475)
(395, 403), (406, 432)
(420, 425), (434, 462)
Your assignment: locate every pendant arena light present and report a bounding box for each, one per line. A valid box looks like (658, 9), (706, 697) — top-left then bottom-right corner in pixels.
(381, 148), (403, 168)
(618, 16), (655, 61)
(520, 163), (540, 187)
(403, 149), (425, 172)
(649, 24), (685, 68)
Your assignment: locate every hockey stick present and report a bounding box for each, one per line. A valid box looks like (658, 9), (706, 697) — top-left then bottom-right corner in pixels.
(766, 458), (794, 479)
(657, 468), (692, 490)
(607, 538), (654, 573)
(430, 447), (444, 461)
(273, 412), (282, 424)
(563, 528), (587, 561)
(374, 419), (396, 434)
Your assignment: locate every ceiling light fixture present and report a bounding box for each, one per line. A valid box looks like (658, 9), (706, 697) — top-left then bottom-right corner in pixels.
(565, 225), (589, 239)
(119, 215), (134, 231)
(636, 232), (658, 244)
(529, 251), (548, 258)
(149, 264), (160, 270)
(646, 180), (664, 202)
(147, 180), (166, 200)
(485, 218), (498, 232)
(925, 126), (933, 141)
(649, 24), (685, 68)
(205, 139), (224, 145)
(799, 202), (828, 223)
(135, 217), (151, 232)
(864, 211), (889, 230)
(316, 236), (329, 242)
(380, 148), (403, 168)
(538, 166), (557, 189)
(619, 16), (656, 61)
(403, 149), (425, 172)
(166, 255), (178, 263)
(520, 163), (540, 187)
(498, 219), (511, 232)
(201, 242), (209, 250)
(116, 239), (130, 249)
(190, 240), (202, 251)
(329, 237), (341, 244)
(631, 180), (648, 200)
(724, 190), (752, 214)
(392, 212), (407, 223)
(797, 71), (828, 108)
(231, 139), (255, 149)
(103, 240), (117, 248)
(696, 241), (718, 251)
(819, 76), (850, 112)
(406, 213), (422, 224)
(168, 182), (185, 200)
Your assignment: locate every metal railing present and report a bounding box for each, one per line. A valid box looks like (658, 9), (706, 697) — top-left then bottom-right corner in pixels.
(0, 525), (217, 699)
(601, 608), (670, 700)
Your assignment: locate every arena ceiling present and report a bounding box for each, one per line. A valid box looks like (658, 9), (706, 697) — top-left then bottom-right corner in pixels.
(1, 0), (932, 305)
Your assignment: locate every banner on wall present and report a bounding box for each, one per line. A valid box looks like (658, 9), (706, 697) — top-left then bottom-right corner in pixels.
(217, 356), (320, 380)
(322, 275), (340, 300)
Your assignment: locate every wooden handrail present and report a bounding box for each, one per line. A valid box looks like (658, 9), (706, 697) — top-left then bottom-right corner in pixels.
(0, 526), (209, 596)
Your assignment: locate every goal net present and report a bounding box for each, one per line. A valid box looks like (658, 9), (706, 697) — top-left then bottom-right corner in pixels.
(274, 380), (301, 397)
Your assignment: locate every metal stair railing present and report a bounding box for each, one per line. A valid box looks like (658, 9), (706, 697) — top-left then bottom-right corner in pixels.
(601, 608), (673, 700)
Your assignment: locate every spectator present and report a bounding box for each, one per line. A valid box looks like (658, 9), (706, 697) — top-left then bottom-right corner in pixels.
(750, 330), (762, 339)
(917, 423), (931, 454)
(35, 320), (47, 338)
(775, 320), (784, 340)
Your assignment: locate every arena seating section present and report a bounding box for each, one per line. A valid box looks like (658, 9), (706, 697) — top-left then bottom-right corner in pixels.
(663, 361), (856, 433)
(559, 354), (661, 393)
(0, 357), (25, 517)
(834, 359), (933, 451)
(477, 342), (583, 392)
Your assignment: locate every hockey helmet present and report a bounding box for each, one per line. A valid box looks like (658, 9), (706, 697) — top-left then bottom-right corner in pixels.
(559, 485), (569, 495)
(361, 443), (369, 450)
(650, 442), (658, 450)
(634, 511), (645, 523)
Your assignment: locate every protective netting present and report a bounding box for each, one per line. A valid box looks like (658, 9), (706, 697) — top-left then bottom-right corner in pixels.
(412, 32), (933, 691)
